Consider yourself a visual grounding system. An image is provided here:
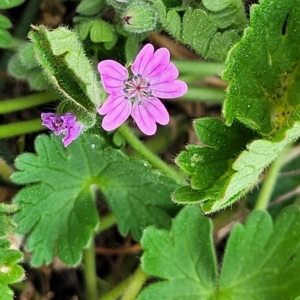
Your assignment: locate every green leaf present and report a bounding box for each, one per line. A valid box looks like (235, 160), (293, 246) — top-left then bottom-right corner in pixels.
(202, 0), (232, 12)
(0, 28), (12, 48)
(0, 14), (12, 29)
(7, 42), (50, 91)
(27, 69), (52, 91)
(76, 0), (105, 16)
(182, 8), (217, 56)
(223, 0), (300, 136)
(139, 205), (300, 300)
(218, 206), (300, 299)
(0, 0), (25, 9)
(180, 6), (245, 61)
(28, 25), (102, 124)
(205, 31), (240, 62)
(209, 2), (247, 30)
(12, 134), (179, 266)
(19, 42), (39, 69)
(165, 10), (181, 40)
(138, 206), (217, 300)
(174, 118), (300, 213)
(176, 118), (254, 191)
(89, 20), (116, 43)
(0, 205), (24, 299)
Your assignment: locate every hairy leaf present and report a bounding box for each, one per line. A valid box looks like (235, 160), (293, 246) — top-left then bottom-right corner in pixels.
(12, 134), (178, 266)
(223, 0), (300, 136)
(139, 205), (300, 300)
(0, 205), (24, 299)
(175, 119), (300, 213)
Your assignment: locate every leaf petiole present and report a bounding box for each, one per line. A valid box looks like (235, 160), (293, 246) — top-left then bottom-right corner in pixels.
(254, 147), (290, 210)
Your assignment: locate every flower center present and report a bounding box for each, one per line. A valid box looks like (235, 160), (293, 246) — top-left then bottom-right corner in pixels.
(123, 74), (152, 104)
(53, 116), (65, 131)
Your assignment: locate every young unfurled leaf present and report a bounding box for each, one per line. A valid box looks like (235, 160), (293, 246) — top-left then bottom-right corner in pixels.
(223, 0), (300, 136)
(138, 205), (300, 300)
(12, 134), (179, 266)
(28, 25), (102, 126)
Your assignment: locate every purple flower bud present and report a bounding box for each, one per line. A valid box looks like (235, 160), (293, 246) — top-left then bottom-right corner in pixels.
(41, 112), (83, 147)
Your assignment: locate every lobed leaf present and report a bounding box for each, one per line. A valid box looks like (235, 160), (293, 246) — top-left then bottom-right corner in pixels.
(0, 205), (24, 299)
(153, 0), (245, 61)
(12, 134), (179, 266)
(139, 205), (300, 300)
(175, 0), (300, 212)
(138, 206), (217, 300)
(223, 0), (300, 136)
(174, 119), (300, 213)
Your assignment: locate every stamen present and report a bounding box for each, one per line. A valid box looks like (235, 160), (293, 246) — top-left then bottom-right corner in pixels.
(123, 74), (152, 104)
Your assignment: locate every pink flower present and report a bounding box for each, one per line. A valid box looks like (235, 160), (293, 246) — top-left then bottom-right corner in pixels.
(41, 112), (83, 147)
(97, 44), (188, 135)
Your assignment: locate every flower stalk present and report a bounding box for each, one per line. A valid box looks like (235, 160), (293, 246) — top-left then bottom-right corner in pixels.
(118, 123), (185, 183)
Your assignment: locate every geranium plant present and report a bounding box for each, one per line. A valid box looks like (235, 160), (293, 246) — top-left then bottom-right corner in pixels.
(0, 0), (300, 299)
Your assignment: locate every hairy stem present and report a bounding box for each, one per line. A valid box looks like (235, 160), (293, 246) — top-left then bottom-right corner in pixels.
(255, 148), (288, 210)
(118, 123), (185, 183)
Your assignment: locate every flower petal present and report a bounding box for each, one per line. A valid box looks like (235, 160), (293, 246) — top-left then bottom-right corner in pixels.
(131, 44), (154, 76)
(62, 113), (77, 126)
(132, 45), (171, 79)
(62, 123), (83, 147)
(98, 60), (128, 95)
(149, 62), (179, 84)
(143, 98), (169, 125)
(98, 94), (123, 115)
(131, 97), (169, 135)
(99, 95), (132, 131)
(132, 102), (157, 135)
(151, 79), (188, 99)
(41, 113), (57, 131)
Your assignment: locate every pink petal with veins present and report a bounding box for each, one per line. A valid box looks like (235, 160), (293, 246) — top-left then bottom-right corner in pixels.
(150, 62), (179, 84)
(151, 80), (188, 99)
(98, 60), (128, 95)
(99, 95), (132, 131)
(132, 45), (170, 79)
(132, 104), (157, 135)
(132, 98), (169, 135)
